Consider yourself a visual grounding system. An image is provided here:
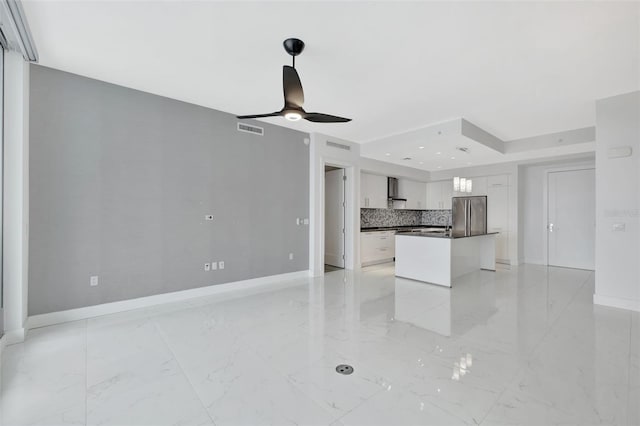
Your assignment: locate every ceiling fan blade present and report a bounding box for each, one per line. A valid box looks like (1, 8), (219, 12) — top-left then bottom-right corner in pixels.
(236, 112), (282, 119)
(304, 112), (351, 123)
(283, 65), (304, 108)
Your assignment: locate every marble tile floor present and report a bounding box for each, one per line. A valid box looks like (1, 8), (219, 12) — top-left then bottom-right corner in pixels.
(0, 263), (638, 426)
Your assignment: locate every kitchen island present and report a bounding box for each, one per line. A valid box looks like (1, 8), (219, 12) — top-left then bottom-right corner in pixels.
(395, 231), (496, 287)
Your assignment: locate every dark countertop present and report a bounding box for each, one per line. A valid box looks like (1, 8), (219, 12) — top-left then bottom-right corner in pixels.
(395, 231), (499, 239)
(361, 225), (447, 232)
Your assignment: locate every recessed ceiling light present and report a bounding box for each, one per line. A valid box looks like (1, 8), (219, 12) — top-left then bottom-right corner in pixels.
(437, 166), (442, 169)
(419, 161), (424, 165)
(419, 146), (425, 150)
(450, 156), (455, 160)
(436, 152), (441, 155)
(385, 153), (391, 156)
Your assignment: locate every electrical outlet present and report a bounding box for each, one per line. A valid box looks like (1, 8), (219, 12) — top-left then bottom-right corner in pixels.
(289, 253), (294, 260)
(613, 223), (626, 232)
(211, 261), (218, 270)
(90, 276), (99, 287)
(205, 215), (214, 221)
(303, 218), (309, 225)
(204, 263), (210, 271)
(219, 261), (225, 270)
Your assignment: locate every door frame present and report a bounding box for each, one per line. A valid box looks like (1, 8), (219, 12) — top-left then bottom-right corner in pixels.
(324, 166), (346, 269)
(318, 159), (355, 274)
(543, 165), (596, 267)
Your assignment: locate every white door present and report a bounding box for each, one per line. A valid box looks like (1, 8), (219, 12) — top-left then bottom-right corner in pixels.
(325, 168), (345, 268)
(548, 169), (596, 270)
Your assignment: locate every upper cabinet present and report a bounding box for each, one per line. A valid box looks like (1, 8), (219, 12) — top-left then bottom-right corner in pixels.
(398, 179), (427, 210)
(487, 174), (509, 187)
(471, 176), (488, 196)
(426, 180), (453, 209)
(361, 173), (428, 210)
(361, 172), (388, 209)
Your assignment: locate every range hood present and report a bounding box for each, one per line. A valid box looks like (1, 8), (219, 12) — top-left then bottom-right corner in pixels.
(387, 177), (407, 201)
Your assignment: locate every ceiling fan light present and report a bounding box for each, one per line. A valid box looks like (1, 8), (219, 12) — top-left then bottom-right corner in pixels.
(284, 112), (302, 121)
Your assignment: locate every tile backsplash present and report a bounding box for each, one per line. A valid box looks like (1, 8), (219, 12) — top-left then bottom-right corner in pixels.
(422, 209), (453, 226)
(361, 208), (452, 228)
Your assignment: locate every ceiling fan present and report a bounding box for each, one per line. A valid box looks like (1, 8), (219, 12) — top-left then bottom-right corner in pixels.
(237, 38), (351, 123)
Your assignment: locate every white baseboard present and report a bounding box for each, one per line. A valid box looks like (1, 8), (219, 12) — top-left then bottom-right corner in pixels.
(27, 270), (311, 330)
(2, 328), (26, 346)
(0, 334), (5, 360)
(594, 294), (640, 312)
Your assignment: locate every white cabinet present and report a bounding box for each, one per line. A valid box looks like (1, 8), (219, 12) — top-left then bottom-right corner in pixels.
(426, 180), (453, 209)
(488, 174), (509, 188)
(361, 231), (395, 266)
(441, 181), (453, 209)
(471, 177), (488, 196)
(487, 181), (509, 263)
(361, 173), (388, 209)
(426, 182), (440, 209)
(398, 179), (427, 210)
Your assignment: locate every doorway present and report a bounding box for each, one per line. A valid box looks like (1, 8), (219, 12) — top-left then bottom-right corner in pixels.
(547, 168), (596, 270)
(324, 165), (346, 272)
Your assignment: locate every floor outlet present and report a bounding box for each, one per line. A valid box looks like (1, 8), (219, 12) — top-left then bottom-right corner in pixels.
(219, 261), (225, 270)
(204, 263), (210, 271)
(90, 276), (99, 287)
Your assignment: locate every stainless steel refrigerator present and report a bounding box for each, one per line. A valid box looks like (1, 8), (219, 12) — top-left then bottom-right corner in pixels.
(452, 196), (487, 237)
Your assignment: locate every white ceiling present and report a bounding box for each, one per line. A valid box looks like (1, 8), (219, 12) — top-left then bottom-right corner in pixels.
(23, 1), (639, 149)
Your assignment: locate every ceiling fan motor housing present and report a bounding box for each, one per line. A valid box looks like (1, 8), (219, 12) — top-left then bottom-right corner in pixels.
(283, 38), (305, 56)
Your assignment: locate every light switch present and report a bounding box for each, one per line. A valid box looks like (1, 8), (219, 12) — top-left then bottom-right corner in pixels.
(612, 223), (626, 232)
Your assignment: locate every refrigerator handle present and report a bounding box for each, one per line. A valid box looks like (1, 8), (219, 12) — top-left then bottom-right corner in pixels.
(466, 200), (471, 236)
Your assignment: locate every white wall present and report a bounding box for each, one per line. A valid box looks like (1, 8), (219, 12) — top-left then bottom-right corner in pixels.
(521, 157), (595, 265)
(2, 51), (29, 344)
(594, 91), (640, 312)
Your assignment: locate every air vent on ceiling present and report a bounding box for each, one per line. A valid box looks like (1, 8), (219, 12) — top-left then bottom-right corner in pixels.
(456, 147), (470, 154)
(326, 141), (351, 151)
(237, 122), (264, 136)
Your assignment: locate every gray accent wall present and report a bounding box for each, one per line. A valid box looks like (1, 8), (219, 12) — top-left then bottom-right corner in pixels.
(28, 65), (309, 315)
